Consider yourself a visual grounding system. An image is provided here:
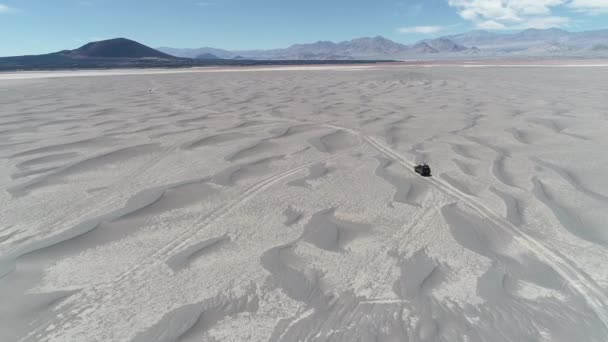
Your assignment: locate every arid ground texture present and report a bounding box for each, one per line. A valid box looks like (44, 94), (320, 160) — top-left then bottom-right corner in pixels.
(1, 65), (608, 341)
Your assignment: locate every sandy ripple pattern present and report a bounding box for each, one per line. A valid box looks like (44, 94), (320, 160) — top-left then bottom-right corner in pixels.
(1, 65), (608, 341)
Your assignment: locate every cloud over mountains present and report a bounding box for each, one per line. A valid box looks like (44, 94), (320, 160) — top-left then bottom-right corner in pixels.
(446, 0), (605, 29)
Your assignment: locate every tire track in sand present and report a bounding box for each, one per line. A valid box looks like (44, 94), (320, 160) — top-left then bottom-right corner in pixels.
(23, 129), (364, 342)
(325, 124), (608, 333)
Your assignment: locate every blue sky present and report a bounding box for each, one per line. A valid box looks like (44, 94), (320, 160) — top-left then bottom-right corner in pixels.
(1, 0), (607, 56)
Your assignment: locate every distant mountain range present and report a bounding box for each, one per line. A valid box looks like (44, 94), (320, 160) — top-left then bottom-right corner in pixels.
(442, 28), (608, 55)
(1, 28), (607, 71)
(157, 36), (471, 60)
(159, 28), (608, 60)
(0, 38), (386, 71)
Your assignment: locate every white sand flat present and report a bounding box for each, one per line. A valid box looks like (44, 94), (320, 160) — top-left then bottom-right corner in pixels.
(1, 65), (608, 341)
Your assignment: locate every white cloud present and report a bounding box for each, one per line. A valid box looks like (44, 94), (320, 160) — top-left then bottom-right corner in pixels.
(0, 4), (15, 13)
(476, 16), (570, 30)
(569, 0), (608, 14)
(397, 25), (445, 34)
(447, 0), (572, 30)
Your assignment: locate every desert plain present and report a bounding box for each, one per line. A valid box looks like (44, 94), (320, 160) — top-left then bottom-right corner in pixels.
(1, 64), (608, 341)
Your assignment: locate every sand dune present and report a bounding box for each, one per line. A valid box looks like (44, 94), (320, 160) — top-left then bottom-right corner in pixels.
(225, 140), (280, 162)
(166, 235), (229, 271)
(301, 208), (370, 252)
(287, 163), (330, 188)
(184, 132), (252, 149)
(374, 157), (426, 207)
(1, 65), (608, 341)
(8, 143), (158, 195)
(308, 130), (360, 154)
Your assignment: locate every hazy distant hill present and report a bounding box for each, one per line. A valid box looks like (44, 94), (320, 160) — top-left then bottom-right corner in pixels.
(410, 42), (438, 54)
(159, 28), (608, 60)
(156, 46), (234, 59)
(426, 38), (468, 52)
(335, 36), (409, 55)
(195, 53), (222, 60)
(67, 38), (176, 59)
(159, 36), (469, 60)
(592, 44), (608, 51)
(234, 36), (412, 59)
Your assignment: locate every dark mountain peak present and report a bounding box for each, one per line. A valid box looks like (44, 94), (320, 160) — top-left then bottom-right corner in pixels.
(66, 38), (175, 59)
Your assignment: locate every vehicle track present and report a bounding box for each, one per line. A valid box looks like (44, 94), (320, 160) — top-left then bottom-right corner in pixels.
(105, 141), (364, 288)
(22, 130), (364, 342)
(327, 124), (608, 332)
